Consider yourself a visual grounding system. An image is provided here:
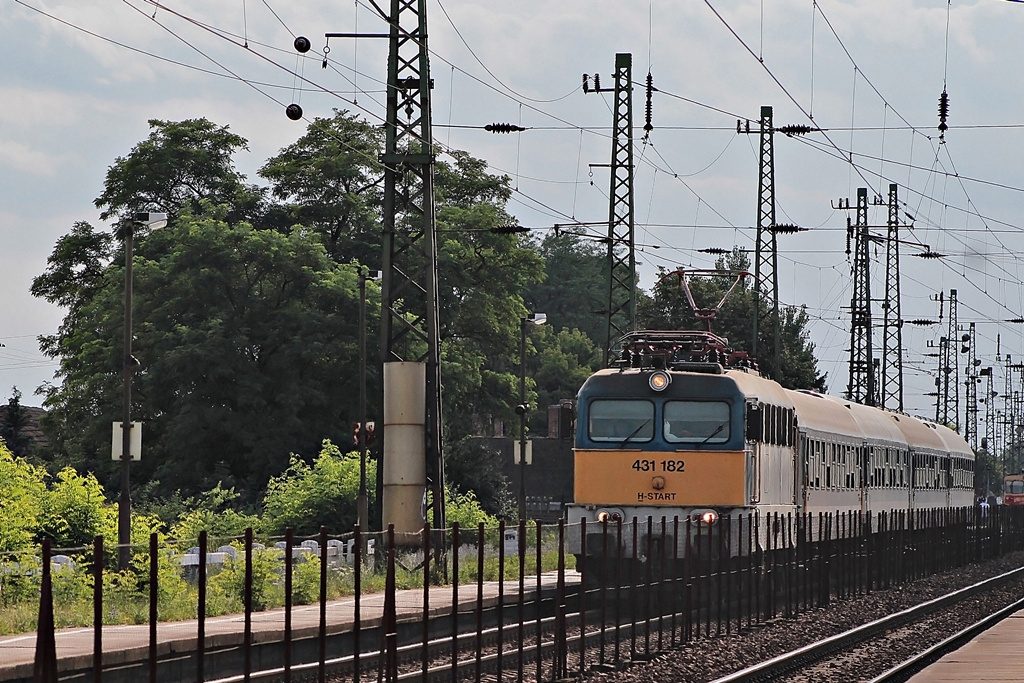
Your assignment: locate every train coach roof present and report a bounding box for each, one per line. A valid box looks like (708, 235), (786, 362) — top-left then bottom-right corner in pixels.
(932, 423), (974, 459)
(841, 400), (909, 447)
(886, 412), (949, 453)
(724, 369), (794, 407)
(786, 390), (863, 440)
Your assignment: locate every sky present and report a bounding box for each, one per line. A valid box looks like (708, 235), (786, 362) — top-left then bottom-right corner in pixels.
(4, 0), (1024, 430)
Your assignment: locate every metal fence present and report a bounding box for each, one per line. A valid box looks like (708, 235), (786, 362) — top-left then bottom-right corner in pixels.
(12, 505), (1024, 683)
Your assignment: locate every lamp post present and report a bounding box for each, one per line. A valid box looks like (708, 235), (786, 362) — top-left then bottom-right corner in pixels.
(118, 211), (167, 570)
(357, 269), (380, 534)
(517, 312), (546, 521)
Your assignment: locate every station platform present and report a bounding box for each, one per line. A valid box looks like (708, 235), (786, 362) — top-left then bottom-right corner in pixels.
(0, 570), (579, 682)
(907, 609), (1024, 682)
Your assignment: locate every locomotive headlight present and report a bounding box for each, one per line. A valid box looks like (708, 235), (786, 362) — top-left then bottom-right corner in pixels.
(692, 509), (719, 525)
(649, 371), (671, 392)
(595, 508), (624, 523)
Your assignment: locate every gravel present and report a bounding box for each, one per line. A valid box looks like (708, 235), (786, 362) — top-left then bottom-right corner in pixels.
(584, 551), (1024, 683)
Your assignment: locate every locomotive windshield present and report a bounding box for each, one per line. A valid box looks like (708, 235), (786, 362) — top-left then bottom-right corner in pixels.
(1007, 480), (1024, 494)
(663, 400), (731, 444)
(588, 399), (654, 443)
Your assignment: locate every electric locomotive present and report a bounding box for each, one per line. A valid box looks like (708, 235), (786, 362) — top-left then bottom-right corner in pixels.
(564, 328), (975, 570)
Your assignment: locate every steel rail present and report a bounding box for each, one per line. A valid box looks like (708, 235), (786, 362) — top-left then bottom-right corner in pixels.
(867, 593), (1024, 683)
(707, 565), (1024, 683)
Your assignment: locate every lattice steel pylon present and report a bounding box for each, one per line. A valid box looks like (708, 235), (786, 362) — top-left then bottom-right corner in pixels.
(602, 53), (637, 366)
(964, 323), (979, 451)
(847, 188), (875, 405)
(753, 105), (782, 380)
(983, 366), (996, 456)
(880, 184), (904, 412)
(937, 290), (959, 430)
(379, 0), (444, 532)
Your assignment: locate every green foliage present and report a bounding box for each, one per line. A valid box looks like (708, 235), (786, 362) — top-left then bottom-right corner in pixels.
(168, 484), (259, 543)
(0, 444), (44, 552)
(259, 109), (383, 265)
(0, 387), (32, 459)
(443, 436), (513, 517)
(261, 440), (374, 536)
(94, 118), (252, 223)
(207, 544), (281, 612)
(36, 467), (115, 549)
(442, 487), (499, 531)
(526, 232), (608, 348)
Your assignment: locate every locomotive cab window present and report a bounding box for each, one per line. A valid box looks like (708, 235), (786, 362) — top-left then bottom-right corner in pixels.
(588, 399), (654, 443)
(1008, 480), (1024, 495)
(664, 400), (731, 444)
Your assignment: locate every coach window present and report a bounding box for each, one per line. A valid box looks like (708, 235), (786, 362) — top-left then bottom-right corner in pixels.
(588, 399), (654, 443)
(664, 400), (731, 444)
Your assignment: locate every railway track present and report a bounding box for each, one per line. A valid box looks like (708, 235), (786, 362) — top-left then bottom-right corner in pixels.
(707, 566), (1024, 683)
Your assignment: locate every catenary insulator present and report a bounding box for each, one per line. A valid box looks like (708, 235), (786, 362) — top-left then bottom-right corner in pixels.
(777, 124), (815, 136)
(644, 73), (654, 133)
(582, 74), (589, 94)
(771, 223), (805, 234)
(938, 90), (950, 134)
(484, 123), (526, 134)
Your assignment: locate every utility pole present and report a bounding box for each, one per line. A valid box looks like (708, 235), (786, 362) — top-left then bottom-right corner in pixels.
(880, 184), (904, 412)
(846, 188), (875, 405)
(584, 54), (636, 366)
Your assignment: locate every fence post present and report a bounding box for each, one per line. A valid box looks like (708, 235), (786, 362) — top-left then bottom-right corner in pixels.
(94, 535), (103, 683)
(384, 525), (398, 682)
(149, 532), (158, 683)
(33, 537), (58, 683)
(244, 527), (253, 682)
(283, 528), (292, 683)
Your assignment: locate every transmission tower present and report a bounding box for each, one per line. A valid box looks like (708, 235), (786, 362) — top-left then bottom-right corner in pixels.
(584, 54), (637, 365)
(751, 106), (782, 379)
(963, 323), (979, 451)
(880, 184), (904, 412)
(938, 289), (959, 429)
(847, 188), (875, 405)
(377, 0), (444, 533)
(982, 366), (996, 454)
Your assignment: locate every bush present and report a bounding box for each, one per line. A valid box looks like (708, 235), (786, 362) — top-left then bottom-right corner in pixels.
(262, 440), (375, 536)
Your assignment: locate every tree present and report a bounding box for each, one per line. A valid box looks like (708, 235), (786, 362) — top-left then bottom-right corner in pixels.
(525, 231), (608, 349)
(95, 118), (258, 225)
(0, 387), (31, 458)
(36, 208), (365, 497)
(259, 110), (383, 265)
(638, 249), (826, 391)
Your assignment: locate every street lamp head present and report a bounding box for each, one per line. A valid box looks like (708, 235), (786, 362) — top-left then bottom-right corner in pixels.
(133, 212), (168, 230)
(361, 269), (382, 281)
(525, 312), (547, 326)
